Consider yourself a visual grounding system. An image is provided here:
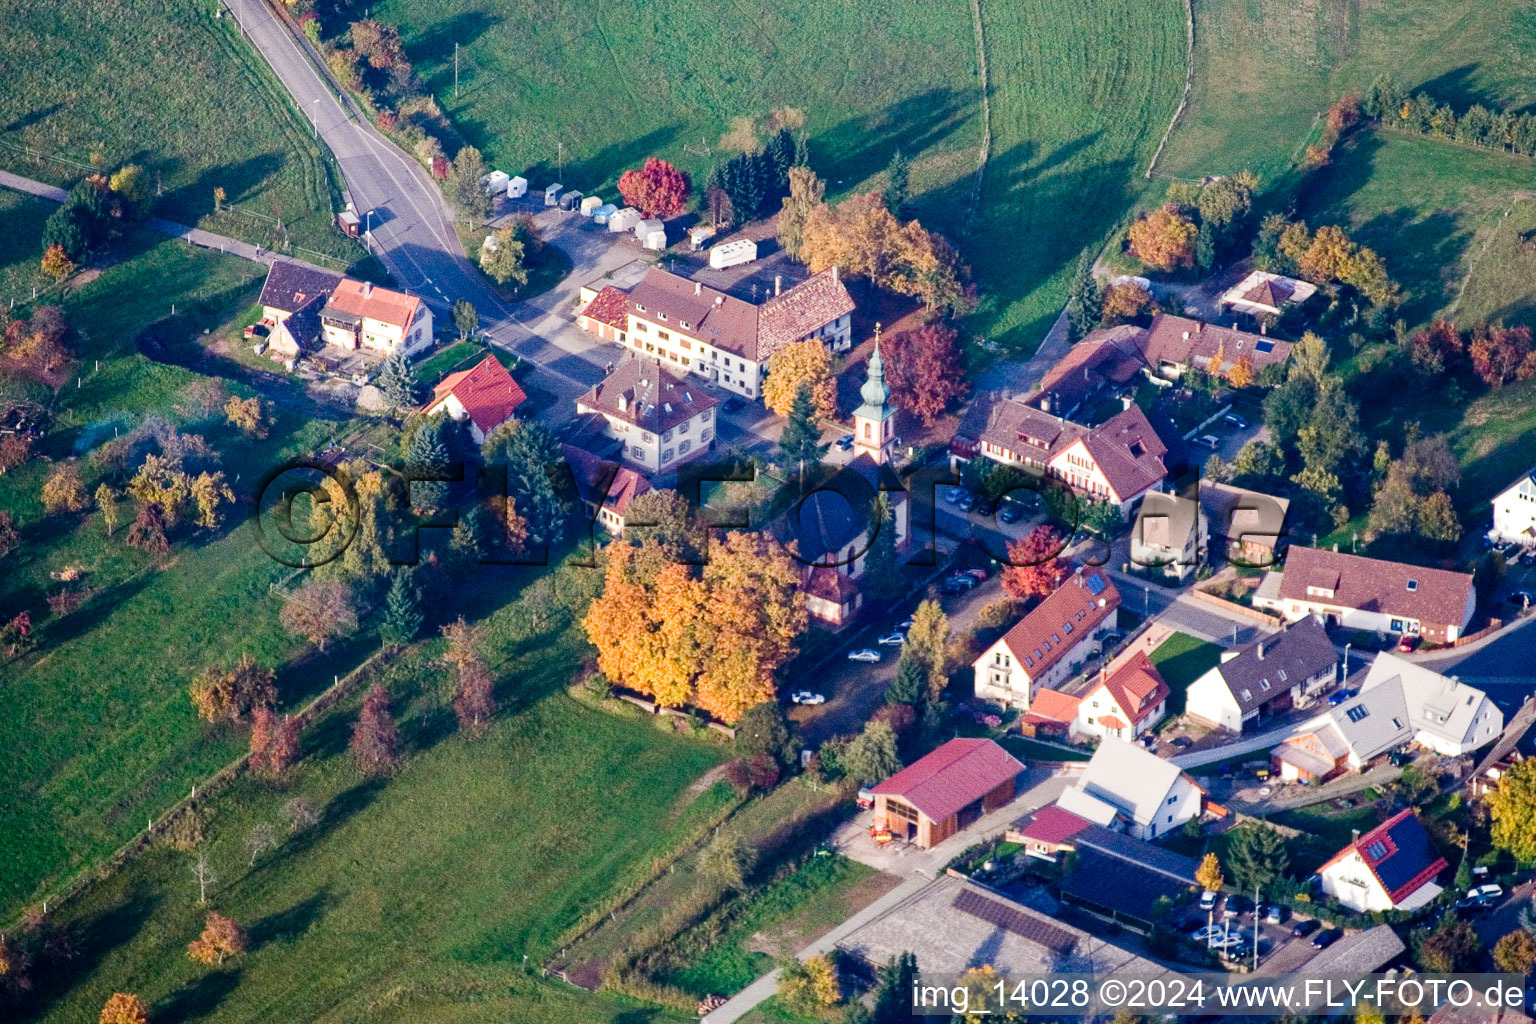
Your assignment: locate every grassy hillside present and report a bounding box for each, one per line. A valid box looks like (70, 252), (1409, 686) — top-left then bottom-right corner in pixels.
(372, 0), (1186, 347)
(0, 0), (358, 262)
(1157, 0), (1536, 183)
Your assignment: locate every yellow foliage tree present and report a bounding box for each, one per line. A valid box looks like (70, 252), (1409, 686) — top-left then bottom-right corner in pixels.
(99, 993), (150, 1024)
(1228, 354), (1255, 389)
(41, 244), (74, 281)
(805, 954), (840, 1006)
(42, 463), (88, 514)
(1126, 205), (1197, 270)
(128, 453), (192, 526)
(187, 911), (246, 966)
(1196, 852), (1224, 892)
(190, 471), (235, 529)
(224, 395), (269, 438)
(763, 338), (835, 418)
(1298, 225), (1354, 285)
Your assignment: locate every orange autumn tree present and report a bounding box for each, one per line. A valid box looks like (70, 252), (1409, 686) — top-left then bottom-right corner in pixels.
(1126, 204), (1197, 270)
(584, 534), (806, 722)
(100, 993), (151, 1024)
(763, 337), (835, 418)
(187, 911), (246, 966)
(1228, 354), (1255, 389)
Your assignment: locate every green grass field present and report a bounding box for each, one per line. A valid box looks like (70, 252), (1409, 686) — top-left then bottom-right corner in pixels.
(371, 0), (1185, 348)
(0, 0), (360, 263)
(1150, 631), (1224, 715)
(1157, 0), (1536, 183)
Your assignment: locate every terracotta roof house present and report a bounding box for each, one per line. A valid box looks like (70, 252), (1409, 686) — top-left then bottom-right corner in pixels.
(1056, 738), (1203, 841)
(1219, 270), (1316, 318)
(1140, 313), (1293, 381)
(972, 569), (1122, 710)
(1008, 805), (1093, 858)
(1256, 546), (1477, 644)
(575, 267), (853, 401)
(423, 356), (527, 444)
(575, 358), (719, 474)
(1199, 481), (1290, 568)
(1026, 325), (1148, 420)
(1131, 492), (1204, 580)
(1184, 616), (1337, 732)
(1021, 688), (1084, 736)
(320, 278), (433, 356)
(870, 738), (1024, 848)
(1071, 651), (1171, 742)
(561, 443), (653, 537)
(1318, 809), (1447, 913)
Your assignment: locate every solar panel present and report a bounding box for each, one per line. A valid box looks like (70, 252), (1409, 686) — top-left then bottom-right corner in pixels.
(952, 889), (1077, 952)
(1085, 574), (1107, 596)
(1347, 706), (1369, 723)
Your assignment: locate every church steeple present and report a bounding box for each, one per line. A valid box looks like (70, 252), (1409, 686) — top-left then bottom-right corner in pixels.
(853, 323), (896, 464)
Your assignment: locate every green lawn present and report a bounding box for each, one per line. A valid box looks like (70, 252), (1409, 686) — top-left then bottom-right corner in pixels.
(370, 0), (1185, 349)
(15, 622), (722, 1024)
(0, 0), (361, 264)
(1157, 0), (1536, 183)
(1150, 631), (1224, 715)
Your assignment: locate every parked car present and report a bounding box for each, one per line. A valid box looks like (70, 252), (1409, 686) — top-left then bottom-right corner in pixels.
(1223, 895), (1254, 919)
(836, 434), (855, 451)
(1508, 591), (1535, 608)
(1171, 736), (1193, 749)
(721, 397), (744, 414)
(1194, 435), (1220, 450)
(1223, 413), (1249, 429)
(1291, 919), (1320, 939)
(790, 691), (826, 705)
(893, 618), (914, 633)
(877, 633), (906, 647)
(963, 568), (989, 581)
(1199, 890), (1219, 912)
(938, 580), (970, 596)
(944, 575), (980, 591)
(1191, 923), (1227, 943)
(1328, 689), (1357, 706)
(847, 649), (881, 663)
(1311, 928), (1343, 949)
(1468, 883), (1505, 903)
(955, 492), (976, 512)
(1264, 904), (1289, 925)
(943, 487), (966, 506)
(998, 502), (1022, 524)
(1396, 635), (1420, 653)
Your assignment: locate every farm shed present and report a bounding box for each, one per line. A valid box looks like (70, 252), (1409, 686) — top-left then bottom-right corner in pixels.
(593, 204), (618, 225)
(688, 225), (716, 250)
(580, 195), (603, 216)
(507, 176), (528, 199)
(480, 170), (510, 195)
(608, 207), (641, 233)
(336, 206), (360, 238)
(641, 227), (667, 250)
(544, 183), (563, 206)
(709, 238), (758, 269)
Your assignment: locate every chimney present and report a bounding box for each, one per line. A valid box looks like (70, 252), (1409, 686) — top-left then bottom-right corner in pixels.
(363, 281), (373, 298)
(1352, 829), (1361, 843)
(1260, 321), (1267, 336)
(832, 265), (839, 283)
(775, 275), (782, 297)
(694, 281), (702, 296)
(1258, 641), (1265, 661)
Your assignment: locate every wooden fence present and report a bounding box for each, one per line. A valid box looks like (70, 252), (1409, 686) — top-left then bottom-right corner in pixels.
(1187, 587), (1284, 626)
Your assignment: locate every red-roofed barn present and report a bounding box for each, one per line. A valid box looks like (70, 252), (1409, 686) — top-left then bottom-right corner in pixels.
(870, 738), (1024, 848)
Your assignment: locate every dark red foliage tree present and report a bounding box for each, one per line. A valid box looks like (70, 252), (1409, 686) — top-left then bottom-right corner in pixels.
(617, 158), (691, 218)
(884, 324), (970, 425)
(350, 684), (399, 777)
(1000, 525), (1070, 602)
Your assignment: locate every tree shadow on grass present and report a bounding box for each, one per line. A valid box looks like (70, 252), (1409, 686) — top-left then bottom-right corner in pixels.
(248, 889), (332, 951)
(612, 1010), (665, 1024)
(155, 968), (242, 1024)
(20, 889), (163, 1020)
(257, 778), (385, 873)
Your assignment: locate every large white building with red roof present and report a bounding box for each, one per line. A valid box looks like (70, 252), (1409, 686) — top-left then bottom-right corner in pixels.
(1256, 546), (1477, 644)
(423, 355), (527, 444)
(971, 568), (1122, 709)
(869, 738), (1023, 848)
(575, 357), (719, 473)
(255, 259), (433, 359)
(575, 266), (854, 400)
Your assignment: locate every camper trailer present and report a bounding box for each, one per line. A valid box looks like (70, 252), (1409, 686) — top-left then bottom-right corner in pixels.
(481, 170), (510, 196)
(544, 183), (563, 207)
(608, 207), (642, 233)
(580, 195), (603, 216)
(507, 176), (528, 199)
(709, 238), (758, 270)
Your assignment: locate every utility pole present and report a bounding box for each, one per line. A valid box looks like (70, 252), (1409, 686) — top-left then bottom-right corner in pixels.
(557, 141), (564, 181)
(454, 42), (460, 99)
(1252, 886), (1260, 972)
(312, 97), (319, 139)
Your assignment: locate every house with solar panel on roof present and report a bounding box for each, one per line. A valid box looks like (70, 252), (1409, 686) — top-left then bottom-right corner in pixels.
(971, 568), (1122, 709)
(1317, 809), (1448, 913)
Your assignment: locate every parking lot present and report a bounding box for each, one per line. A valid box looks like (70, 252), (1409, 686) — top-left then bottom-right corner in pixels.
(1174, 893), (1343, 971)
(1188, 407), (1267, 464)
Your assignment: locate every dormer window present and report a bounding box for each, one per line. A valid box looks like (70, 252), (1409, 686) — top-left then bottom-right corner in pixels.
(659, 312), (668, 321)
(636, 304), (646, 312)
(1406, 579), (1418, 591)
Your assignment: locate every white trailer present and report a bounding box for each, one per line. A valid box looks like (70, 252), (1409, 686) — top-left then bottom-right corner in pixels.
(544, 183), (563, 207)
(608, 207), (642, 233)
(641, 227), (668, 251)
(634, 217), (664, 240)
(480, 170), (510, 195)
(688, 225), (716, 251)
(580, 195), (604, 216)
(593, 204), (618, 225)
(709, 238), (758, 269)
(507, 176), (528, 199)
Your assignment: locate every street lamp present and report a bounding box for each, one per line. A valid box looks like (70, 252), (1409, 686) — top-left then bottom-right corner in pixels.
(364, 209), (373, 253)
(1342, 642), (1352, 685)
(311, 98), (319, 139)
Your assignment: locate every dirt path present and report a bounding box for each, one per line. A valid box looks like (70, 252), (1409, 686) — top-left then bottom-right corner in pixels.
(964, 0), (992, 229)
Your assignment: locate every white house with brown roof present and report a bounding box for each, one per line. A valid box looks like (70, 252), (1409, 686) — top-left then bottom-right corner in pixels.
(561, 444), (653, 537)
(576, 266), (854, 400)
(1185, 615), (1337, 732)
(1255, 546), (1477, 644)
(319, 279), (433, 356)
(575, 358), (718, 473)
(1139, 313), (1292, 381)
(1131, 492), (1204, 579)
(1490, 467), (1536, 550)
(422, 355), (527, 445)
(1199, 481), (1290, 568)
(1072, 651), (1170, 741)
(972, 569), (1121, 710)
(1218, 270), (1317, 319)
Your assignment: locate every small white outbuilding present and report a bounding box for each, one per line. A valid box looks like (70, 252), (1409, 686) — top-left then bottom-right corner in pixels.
(480, 170), (510, 195)
(641, 228), (668, 250)
(709, 238), (758, 269)
(507, 175), (528, 199)
(544, 183), (563, 206)
(580, 195), (604, 216)
(634, 217), (664, 240)
(593, 204), (618, 225)
(608, 207), (641, 233)
(688, 225), (716, 251)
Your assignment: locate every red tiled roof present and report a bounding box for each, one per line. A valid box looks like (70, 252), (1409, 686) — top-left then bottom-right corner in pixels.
(1087, 652), (1170, 727)
(1319, 809), (1448, 906)
(581, 286), (630, 331)
(1024, 688), (1082, 725)
(871, 738), (1024, 823)
(561, 444), (653, 519)
(1016, 805), (1091, 845)
(805, 566), (860, 603)
(325, 278), (422, 329)
(1141, 313), (1293, 376)
(628, 269), (760, 360)
(1071, 405), (1169, 503)
(428, 356), (527, 434)
(1278, 546), (1475, 631)
(757, 268), (853, 361)
(1029, 325), (1147, 415)
(1000, 569), (1122, 681)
